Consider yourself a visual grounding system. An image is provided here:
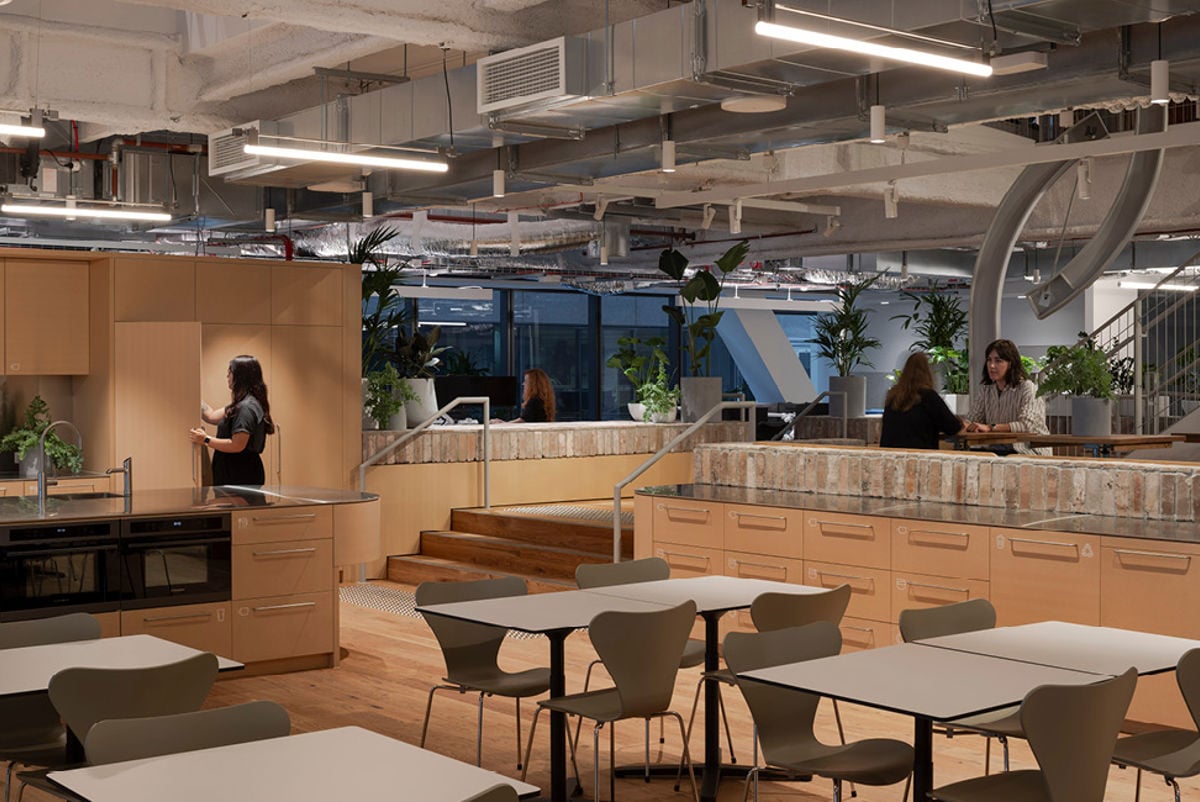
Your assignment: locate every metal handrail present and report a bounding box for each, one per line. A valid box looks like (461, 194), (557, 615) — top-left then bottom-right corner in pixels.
(357, 396), (492, 509)
(611, 401), (756, 562)
(770, 390), (847, 441)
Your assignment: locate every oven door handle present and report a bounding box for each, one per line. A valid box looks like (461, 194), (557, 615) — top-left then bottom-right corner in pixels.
(10, 545), (118, 558)
(122, 537), (231, 550)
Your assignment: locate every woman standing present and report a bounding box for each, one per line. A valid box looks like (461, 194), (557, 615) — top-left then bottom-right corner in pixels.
(962, 338), (1049, 455)
(189, 355), (275, 485)
(879, 352), (963, 449)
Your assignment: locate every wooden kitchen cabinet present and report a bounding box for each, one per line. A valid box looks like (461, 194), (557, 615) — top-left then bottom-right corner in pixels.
(5, 259), (89, 374)
(892, 519), (989, 580)
(196, 259), (272, 324)
(232, 590), (334, 664)
(271, 264), (343, 326)
(201, 324), (274, 481)
(654, 543), (720, 577)
(653, 499), (723, 549)
(990, 528), (1100, 626)
(270, 325), (345, 488)
(805, 560), (891, 622)
(233, 537), (333, 599)
(121, 601), (231, 655)
(804, 511), (891, 569)
(724, 503), (803, 559)
(23, 477), (115, 496)
(892, 571), (989, 613)
(113, 256), (195, 322)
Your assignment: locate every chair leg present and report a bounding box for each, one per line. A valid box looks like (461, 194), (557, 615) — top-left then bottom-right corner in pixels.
(571, 658), (602, 766)
(716, 683), (737, 764)
(644, 719), (651, 782)
(983, 735), (992, 775)
(594, 723), (603, 802)
(1000, 735), (1010, 772)
(1168, 776), (1180, 802)
(1132, 768), (1141, 802)
(520, 706), (544, 782)
(831, 699), (854, 796)
(901, 772), (912, 802)
(611, 724), (617, 801)
(833, 778), (843, 802)
(419, 684), (457, 749)
(667, 711), (700, 802)
(476, 691), (486, 767)
(674, 676), (706, 791)
(514, 697), (524, 771)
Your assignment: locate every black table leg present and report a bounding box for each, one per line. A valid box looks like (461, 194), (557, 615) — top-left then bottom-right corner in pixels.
(700, 611), (722, 802)
(913, 716), (933, 802)
(547, 630), (567, 802)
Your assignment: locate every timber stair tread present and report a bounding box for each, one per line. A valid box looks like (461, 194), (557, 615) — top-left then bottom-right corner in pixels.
(450, 507), (631, 555)
(419, 531), (609, 581)
(385, 555), (572, 594)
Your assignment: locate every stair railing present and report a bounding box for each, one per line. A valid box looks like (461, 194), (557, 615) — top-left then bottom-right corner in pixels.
(611, 401), (756, 563)
(770, 390), (847, 441)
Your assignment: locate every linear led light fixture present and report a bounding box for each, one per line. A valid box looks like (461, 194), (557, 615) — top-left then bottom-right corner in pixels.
(1, 201), (171, 222)
(0, 123), (45, 138)
(755, 20), (993, 77)
(1118, 280), (1196, 292)
(243, 132), (448, 173)
(395, 285), (492, 300)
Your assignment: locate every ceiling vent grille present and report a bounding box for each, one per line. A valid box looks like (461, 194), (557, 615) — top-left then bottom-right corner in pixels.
(477, 37), (587, 114)
(206, 120), (280, 178)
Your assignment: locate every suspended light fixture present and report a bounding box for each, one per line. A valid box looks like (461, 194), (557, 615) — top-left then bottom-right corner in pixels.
(883, 181), (899, 219)
(660, 139), (676, 173)
(869, 105), (886, 144)
(1075, 159), (1092, 200)
(729, 200), (742, 235)
(492, 169), (506, 198)
(1, 199), (171, 222)
(0, 122), (44, 138)
(264, 208), (276, 233)
(1150, 59), (1170, 105)
(244, 142), (447, 172)
(362, 191), (374, 219)
(1118, 280), (1195, 292)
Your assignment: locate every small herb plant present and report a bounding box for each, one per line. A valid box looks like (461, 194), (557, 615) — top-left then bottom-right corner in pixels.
(638, 365), (680, 421)
(0, 395), (83, 473)
(364, 364), (415, 428)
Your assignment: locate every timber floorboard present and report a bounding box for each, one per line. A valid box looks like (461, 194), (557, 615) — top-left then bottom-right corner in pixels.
(20, 580), (1200, 802)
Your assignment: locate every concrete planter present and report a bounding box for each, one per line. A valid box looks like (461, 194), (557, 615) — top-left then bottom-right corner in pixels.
(681, 376), (722, 422)
(1071, 396), (1113, 437)
(828, 375), (866, 419)
(405, 378), (439, 426)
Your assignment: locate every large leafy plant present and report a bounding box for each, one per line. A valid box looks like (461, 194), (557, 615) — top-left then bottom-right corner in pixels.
(810, 275), (882, 376)
(892, 283), (969, 393)
(606, 335), (670, 401)
(394, 326), (449, 379)
(658, 240), (750, 376)
(356, 226), (409, 376)
(1038, 334), (1114, 399)
(0, 395), (83, 473)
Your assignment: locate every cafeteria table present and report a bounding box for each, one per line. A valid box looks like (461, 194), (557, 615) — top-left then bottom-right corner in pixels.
(416, 588), (672, 802)
(585, 575), (824, 802)
(47, 726), (539, 802)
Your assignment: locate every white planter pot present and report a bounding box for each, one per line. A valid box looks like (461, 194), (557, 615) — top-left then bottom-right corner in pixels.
(627, 402), (646, 421)
(681, 376), (722, 422)
(647, 406), (678, 423)
(405, 378), (439, 425)
(828, 375), (866, 419)
(1071, 396), (1112, 437)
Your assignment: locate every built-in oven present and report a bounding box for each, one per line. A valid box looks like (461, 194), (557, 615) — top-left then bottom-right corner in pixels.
(118, 514), (232, 609)
(0, 521), (121, 620)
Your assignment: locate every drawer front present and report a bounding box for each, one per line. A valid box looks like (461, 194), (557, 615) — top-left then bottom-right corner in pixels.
(804, 512), (890, 569)
(1100, 538), (1200, 639)
(121, 601), (231, 656)
(892, 572), (989, 615)
(724, 504), (803, 560)
(232, 506), (333, 545)
(839, 616), (895, 652)
(653, 501), (723, 549)
(805, 561), (890, 622)
(654, 543), (720, 578)
(233, 590), (334, 663)
(724, 552), (804, 585)
(892, 520), (989, 580)
(990, 529), (1100, 626)
(233, 538), (333, 600)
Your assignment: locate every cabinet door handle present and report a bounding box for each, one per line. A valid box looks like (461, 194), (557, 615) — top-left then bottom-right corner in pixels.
(730, 511), (787, 524)
(1113, 549), (1192, 564)
(249, 513), (318, 524)
(657, 550), (710, 566)
(815, 570), (874, 589)
(907, 528), (971, 542)
(252, 547), (318, 556)
(1008, 536), (1079, 555)
(906, 581), (970, 595)
(841, 625), (875, 634)
(729, 559), (787, 578)
(142, 612), (213, 623)
(811, 519), (875, 539)
(659, 504), (710, 520)
(252, 601), (317, 612)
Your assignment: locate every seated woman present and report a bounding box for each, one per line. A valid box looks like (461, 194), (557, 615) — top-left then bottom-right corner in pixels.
(880, 352), (963, 450)
(492, 368), (557, 423)
(962, 338), (1050, 455)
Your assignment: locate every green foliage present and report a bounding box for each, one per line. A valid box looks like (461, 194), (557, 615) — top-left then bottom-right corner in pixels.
(393, 326), (449, 379)
(891, 284), (967, 352)
(606, 335), (669, 400)
(357, 227), (410, 376)
(810, 275), (883, 376)
(929, 346), (971, 394)
(1038, 334), (1114, 399)
(658, 240), (750, 377)
(638, 364), (680, 420)
(364, 364), (415, 428)
(0, 396), (83, 473)
(443, 350), (487, 376)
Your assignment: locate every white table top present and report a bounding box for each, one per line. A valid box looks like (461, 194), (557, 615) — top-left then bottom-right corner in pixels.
(417, 588), (671, 633)
(918, 621), (1200, 676)
(740, 642), (1105, 721)
(48, 726), (538, 802)
(585, 575), (823, 614)
(0, 634), (242, 697)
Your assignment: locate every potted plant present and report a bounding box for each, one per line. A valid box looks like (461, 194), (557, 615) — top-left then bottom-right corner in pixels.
(1038, 334), (1114, 436)
(0, 395), (83, 477)
(810, 275), (882, 418)
(394, 326), (449, 425)
(891, 284), (969, 413)
(606, 335), (671, 421)
(637, 364), (680, 422)
(364, 364), (418, 430)
(657, 239), (750, 421)
(356, 226), (408, 376)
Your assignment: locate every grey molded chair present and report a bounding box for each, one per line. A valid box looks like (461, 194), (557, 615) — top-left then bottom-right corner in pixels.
(1112, 648), (1200, 802)
(899, 598), (1023, 774)
(574, 557), (718, 772)
(929, 668), (1137, 802)
(724, 621), (914, 802)
(83, 700), (291, 764)
(521, 601), (700, 802)
(416, 577), (551, 770)
(0, 614), (101, 802)
(461, 783), (521, 802)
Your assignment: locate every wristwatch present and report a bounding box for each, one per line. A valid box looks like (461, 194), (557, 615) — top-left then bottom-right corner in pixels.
(204, 436), (211, 445)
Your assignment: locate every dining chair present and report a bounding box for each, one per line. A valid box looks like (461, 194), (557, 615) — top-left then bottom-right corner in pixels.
(928, 667), (1137, 802)
(724, 621), (914, 802)
(1112, 648), (1200, 802)
(898, 598), (1023, 773)
(521, 600), (700, 802)
(460, 783), (520, 802)
(573, 557), (721, 773)
(416, 577), (551, 771)
(0, 614), (101, 802)
(82, 700), (291, 764)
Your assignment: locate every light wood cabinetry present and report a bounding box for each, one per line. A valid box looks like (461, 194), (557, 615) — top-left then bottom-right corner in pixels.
(232, 590), (335, 664)
(654, 543), (721, 577)
(270, 325), (345, 488)
(653, 499), (722, 549)
(233, 537), (333, 599)
(196, 260), (272, 324)
(724, 504), (803, 558)
(271, 264), (343, 326)
(121, 601), (231, 655)
(840, 617), (895, 652)
(93, 612), (121, 638)
(22, 477), (114, 496)
(806, 560), (891, 622)
(892, 520), (989, 580)
(803, 511), (890, 568)
(113, 256), (195, 322)
(990, 528), (1100, 626)
(5, 259), (88, 374)
(200, 324), (274, 481)
(892, 572), (989, 612)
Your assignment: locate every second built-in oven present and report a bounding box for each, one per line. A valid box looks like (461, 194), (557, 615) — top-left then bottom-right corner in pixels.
(0, 521), (121, 620)
(118, 514), (232, 609)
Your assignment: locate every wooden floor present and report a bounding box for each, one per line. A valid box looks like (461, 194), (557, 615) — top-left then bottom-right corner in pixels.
(25, 581), (1200, 801)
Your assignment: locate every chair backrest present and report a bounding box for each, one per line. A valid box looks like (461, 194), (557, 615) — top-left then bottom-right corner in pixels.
(750, 584), (851, 632)
(48, 652), (219, 744)
(897, 598), (997, 642)
(722, 622), (841, 764)
(588, 600), (696, 719)
(1020, 667), (1136, 802)
(1176, 648), (1200, 729)
(460, 783), (521, 802)
(83, 700), (290, 765)
(575, 557), (670, 589)
(415, 577), (528, 683)
(0, 613), (101, 650)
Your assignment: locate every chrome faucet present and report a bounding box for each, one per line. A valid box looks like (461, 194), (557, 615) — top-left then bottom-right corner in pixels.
(37, 420), (82, 517)
(106, 456), (133, 498)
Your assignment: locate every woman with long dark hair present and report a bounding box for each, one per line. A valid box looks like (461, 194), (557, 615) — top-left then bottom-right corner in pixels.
(879, 351), (963, 449)
(190, 355), (275, 485)
(962, 338), (1049, 454)
(490, 368), (557, 423)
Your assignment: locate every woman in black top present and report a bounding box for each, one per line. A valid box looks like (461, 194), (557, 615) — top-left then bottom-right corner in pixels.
(493, 368), (557, 423)
(879, 352), (963, 449)
(189, 355), (275, 485)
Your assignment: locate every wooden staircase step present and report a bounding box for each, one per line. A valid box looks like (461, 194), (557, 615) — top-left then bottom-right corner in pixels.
(420, 531), (609, 582)
(450, 509), (633, 558)
(385, 554), (572, 594)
